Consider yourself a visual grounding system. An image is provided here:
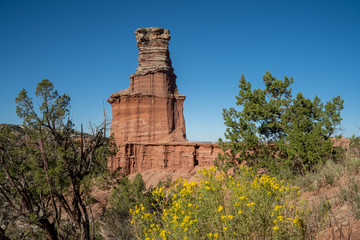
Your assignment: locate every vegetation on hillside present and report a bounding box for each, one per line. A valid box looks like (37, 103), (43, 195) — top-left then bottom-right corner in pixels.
(0, 79), (116, 240)
(129, 166), (309, 239)
(102, 173), (157, 239)
(110, 144), (360, 240)
(2, 73), (360, 239)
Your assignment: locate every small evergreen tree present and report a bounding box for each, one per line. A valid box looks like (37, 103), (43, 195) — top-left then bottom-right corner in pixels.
(218, 71), (344, 174)
(0, 79), (116, 239)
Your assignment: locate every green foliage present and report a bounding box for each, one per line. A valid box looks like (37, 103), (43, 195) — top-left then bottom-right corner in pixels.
(350, 134), (360, 148)
(0, 79), (116, 240)
(103, 174), (155, 240)
(16, 79), (71, 130)
(219, 71), (344, 174)
(109, 174), (153, 216)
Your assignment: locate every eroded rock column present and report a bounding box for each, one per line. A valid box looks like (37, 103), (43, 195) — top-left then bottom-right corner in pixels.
(108, 27), (187, 144)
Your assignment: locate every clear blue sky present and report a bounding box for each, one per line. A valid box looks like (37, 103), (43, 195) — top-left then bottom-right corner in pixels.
(1, 0), (359, 142)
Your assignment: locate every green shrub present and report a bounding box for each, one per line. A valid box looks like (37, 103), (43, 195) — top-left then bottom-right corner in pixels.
(219, 71), (344, 174)
(350, 134), (360, 148)
(103, 174), (155, 239)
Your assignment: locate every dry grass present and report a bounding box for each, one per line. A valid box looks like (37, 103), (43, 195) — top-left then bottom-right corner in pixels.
(294, 147), (360, 239)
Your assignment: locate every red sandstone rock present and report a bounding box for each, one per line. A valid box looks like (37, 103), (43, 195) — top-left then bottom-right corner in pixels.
(108, 28), (186, 143)
(108, 142), (222, 173)
(332, 137), (351, 149)
(108, 28), (222, 174)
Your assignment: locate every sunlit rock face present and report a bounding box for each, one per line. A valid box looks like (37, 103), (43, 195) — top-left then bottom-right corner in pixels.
(108, 27), (186, 143)
(108, 28), (221, 174)
(107, 142), (222, 174)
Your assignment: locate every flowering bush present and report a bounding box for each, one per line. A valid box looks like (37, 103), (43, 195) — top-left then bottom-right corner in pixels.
(130, 166), (309, 239)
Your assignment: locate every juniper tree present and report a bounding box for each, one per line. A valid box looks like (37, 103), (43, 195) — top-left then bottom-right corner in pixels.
(218, 71), (344, 174)
(0, 79), (115, 240)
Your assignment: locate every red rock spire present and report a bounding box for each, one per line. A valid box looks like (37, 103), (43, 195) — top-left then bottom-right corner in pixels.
(108, 27), (187, 143)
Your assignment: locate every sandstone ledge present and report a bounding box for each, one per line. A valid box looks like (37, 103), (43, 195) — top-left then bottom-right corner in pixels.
(108, 142), (222, 174)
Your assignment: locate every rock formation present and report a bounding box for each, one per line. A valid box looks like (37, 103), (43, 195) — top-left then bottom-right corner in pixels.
(108, 28), (186, 143)
(107, 142), (222, 174)
(108, 28), (220, 174)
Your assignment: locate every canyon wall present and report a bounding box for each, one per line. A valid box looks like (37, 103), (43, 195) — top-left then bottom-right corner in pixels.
(108, 27), (221, 174)
(107, 142), (221, 173)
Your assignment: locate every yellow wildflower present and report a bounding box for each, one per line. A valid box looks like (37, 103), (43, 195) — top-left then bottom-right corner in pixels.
(159, 230), (166, 237)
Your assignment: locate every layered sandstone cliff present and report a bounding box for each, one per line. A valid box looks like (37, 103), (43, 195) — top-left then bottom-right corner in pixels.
(108, 142), (221, 174)
(108, 28), (186, 143)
